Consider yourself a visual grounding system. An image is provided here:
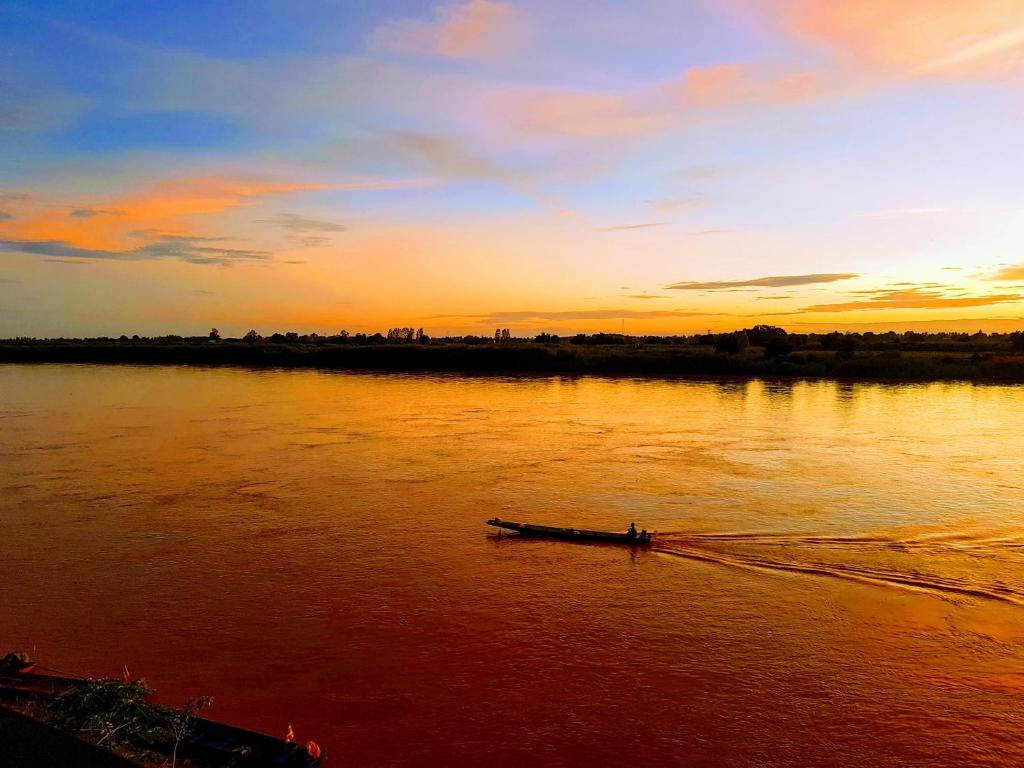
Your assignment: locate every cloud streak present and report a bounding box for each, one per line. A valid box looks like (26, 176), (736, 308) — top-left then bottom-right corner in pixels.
(438, 308), (710, 323)
(69, 208), (125, 219)
(646, 198), (703, 214)
(5, 175), (328, 252)
(985, 264), (1024, 281)
(802, 288), (1024, 312)
(373, 0), (516, 60)
(0, 235), (272, 266)
(785, 0), (1024, 78)
(257, 213), (345, 233)
(597, 222), (667, 232)
(666, 273), (858, 290)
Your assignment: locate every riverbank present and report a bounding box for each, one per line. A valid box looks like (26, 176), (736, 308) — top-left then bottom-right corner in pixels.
(2, 340), (1024, 382)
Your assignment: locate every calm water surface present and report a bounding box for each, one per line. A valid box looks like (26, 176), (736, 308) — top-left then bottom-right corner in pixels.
(2, 364), (1024, 766)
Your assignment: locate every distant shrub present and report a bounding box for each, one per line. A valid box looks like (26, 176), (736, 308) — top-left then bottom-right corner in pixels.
(714, 334), (740, 355)
(763, 337), (794, 358)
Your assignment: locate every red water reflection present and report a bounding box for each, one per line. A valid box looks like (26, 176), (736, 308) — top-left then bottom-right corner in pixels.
(2, 365), (1023, 766)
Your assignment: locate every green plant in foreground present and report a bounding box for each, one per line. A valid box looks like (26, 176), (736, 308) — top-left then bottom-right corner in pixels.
(167, 696), (213, 768)
(48, 679), (168, 749)
(45, 678), (210, 765)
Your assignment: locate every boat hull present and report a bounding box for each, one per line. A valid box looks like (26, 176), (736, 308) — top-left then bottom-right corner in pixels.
(0, 669), (321, 768)
(486, 519), (651, 545)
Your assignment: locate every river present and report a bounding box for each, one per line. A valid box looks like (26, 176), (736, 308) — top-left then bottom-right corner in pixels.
(2, 364), (1023, 766)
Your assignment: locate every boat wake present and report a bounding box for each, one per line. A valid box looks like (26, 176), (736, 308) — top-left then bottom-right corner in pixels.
(652, 531), (1024, 605)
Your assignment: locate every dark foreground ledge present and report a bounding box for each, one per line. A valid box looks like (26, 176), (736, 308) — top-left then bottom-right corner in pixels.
(2, 341), (1024, 382)
(0, 706), (139, 768)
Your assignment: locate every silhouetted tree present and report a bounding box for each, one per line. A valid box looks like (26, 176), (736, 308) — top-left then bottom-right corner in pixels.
(714, 334), (740, 355)
(387, 327), (415, 341)
(836, 335), (858, 359)
(208, 328), (220, 341)
(764, 337), (794, 358)
(746, 324), (788, 347)
(570, 333), (629, 345)
(242, 329), (260, 343)
(1011, 331), (1024, 351)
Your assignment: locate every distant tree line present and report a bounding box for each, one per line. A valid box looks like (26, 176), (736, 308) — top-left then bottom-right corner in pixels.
(5, 325), (1024, 381)
(4, 326), (1023, 357)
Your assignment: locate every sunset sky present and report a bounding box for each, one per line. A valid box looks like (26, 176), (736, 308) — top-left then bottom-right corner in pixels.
(2, 0), (1024, 337)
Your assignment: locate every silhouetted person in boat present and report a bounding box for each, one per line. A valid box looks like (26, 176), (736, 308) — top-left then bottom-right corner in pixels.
(628, 522), (637, 539)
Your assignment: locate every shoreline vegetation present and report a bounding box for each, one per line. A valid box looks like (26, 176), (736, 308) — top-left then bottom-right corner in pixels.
(3, 326), (1024, 382)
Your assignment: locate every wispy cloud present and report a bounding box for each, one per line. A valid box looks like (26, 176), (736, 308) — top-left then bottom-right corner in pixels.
(0, 235), (272, 266)
(856, 207), (947, 219)
(624, 294), (670, 300)
(373, 0), (517, 60)
(5, 175), (327, 251)
(257, 213), (345, 233)
(381, 131), (539, 196)
(0, 69), (88, 133)
(803, 288), (1024, 312)
(666, 273), (858, 290)
(785, 0), (1024, 78)
(438, 309), (709, 323)
(507, 87), (671, 140)
(0, 211), (12, 221)
(333, 177), (434, 191)
(984, 264), (1024, 281)
(69, 208), (125, 218)
(646, 198), (703, 214)
(597, 222), (667, 232)
(676, 166), (721, 181)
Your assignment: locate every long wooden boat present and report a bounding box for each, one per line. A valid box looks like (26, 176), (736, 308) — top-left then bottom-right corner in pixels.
(486, 518), (652, 545)
(0, 665), (322, 768)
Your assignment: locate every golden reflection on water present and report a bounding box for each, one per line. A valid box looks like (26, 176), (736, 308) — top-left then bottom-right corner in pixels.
(2, 365), (1024, 767)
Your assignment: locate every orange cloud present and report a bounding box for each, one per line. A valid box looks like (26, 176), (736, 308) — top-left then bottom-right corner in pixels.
(786, 0), (1024, 76)
(766, 71), (822, 103)
(669, 64), (823, 110)
(505, 65), (820, 142)
(8, 176), (326, 250)
(803, 288), (1024, 312)
(646, 198), (704, 214)
(986, 264), (1024, 280)
(374, 0), (515, 60)
(438, 0), (512, 57)
(510, 89), (669, 139)
(682, 64), (753, 107)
